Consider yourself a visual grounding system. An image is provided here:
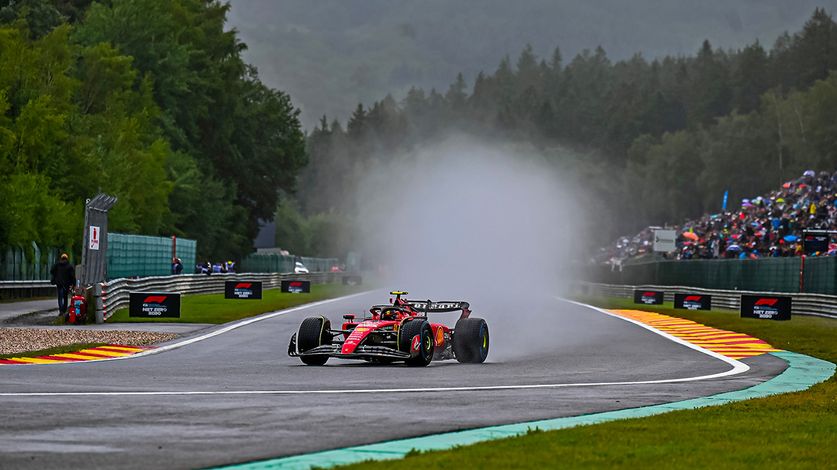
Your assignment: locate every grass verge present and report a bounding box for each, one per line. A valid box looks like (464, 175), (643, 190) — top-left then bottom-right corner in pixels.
(0, 343), (105, 359)
(107, 283), (363, 324)
(339, 296), (837, 469)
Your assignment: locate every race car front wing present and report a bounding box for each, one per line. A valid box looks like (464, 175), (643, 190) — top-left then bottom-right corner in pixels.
(288, 336), (412, 360)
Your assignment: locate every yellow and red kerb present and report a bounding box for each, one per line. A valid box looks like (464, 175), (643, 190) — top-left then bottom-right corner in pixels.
(610, 309), (782, 360)
(0, 345), (150, 365)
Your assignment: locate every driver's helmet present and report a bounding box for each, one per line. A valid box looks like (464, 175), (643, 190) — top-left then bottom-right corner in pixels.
(381, 307), (399, 320)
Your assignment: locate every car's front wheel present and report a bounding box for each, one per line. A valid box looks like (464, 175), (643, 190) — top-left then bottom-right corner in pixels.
(296, 316), (331, 365)
(399, 319), (434, 367)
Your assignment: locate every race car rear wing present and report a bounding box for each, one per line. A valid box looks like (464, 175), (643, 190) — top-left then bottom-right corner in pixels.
(406, 300), (471, 318)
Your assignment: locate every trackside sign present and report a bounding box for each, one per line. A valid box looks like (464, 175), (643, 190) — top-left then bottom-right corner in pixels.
(281, 280), (310, 294)
(634, 290), (664, 305)
(653, 229), (677, 252)
(129, 292), (181, 318)
(224, 281), (263, 299)
(740, 295), (792, 321)
(674, 293), (712, 310)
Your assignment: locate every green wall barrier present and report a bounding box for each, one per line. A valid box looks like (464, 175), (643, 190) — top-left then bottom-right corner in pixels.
(590, 256), (837, 294)
(107, 233), (196, 280)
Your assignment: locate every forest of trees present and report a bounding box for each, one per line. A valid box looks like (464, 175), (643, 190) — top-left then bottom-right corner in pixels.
(4, 3), (837, 264)
(230, 0), (836, 129)
(0, 0), (306, 259)
(293, 8), (837, 256)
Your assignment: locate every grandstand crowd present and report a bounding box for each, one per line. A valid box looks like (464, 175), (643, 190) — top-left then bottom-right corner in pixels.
(604, 170), (837, 265)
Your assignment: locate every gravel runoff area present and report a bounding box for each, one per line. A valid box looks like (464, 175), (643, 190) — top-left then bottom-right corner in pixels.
(0, 328), (178, 355)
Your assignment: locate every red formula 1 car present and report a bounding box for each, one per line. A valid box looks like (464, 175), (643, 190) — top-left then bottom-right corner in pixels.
(288, 291), (489, 366)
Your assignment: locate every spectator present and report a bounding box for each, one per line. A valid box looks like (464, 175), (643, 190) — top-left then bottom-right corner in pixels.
(601, 170), (837, 264)
(198, 261), (212, 275)
(172, 257), (183, 275)
(50, 253), (76, 318)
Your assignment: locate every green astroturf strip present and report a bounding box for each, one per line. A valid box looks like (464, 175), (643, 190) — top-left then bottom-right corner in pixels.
(213, 351), (834, 470)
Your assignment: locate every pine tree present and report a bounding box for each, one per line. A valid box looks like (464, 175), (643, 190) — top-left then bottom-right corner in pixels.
(732, 41), (769, 114)
(445, 72), (467, 111)
(347, 103), (367, 140)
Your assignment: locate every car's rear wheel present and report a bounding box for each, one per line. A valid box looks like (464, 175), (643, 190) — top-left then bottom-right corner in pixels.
(297, 316), (331, 365)
(453, 317), (489, 363)
(399, 319), (434, 367)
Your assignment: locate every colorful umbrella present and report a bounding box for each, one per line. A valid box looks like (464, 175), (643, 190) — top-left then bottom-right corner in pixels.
(682, 232), (699, 241)
(783, 235), (798, 242)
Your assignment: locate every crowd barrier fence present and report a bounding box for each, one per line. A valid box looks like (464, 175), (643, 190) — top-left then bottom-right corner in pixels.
(589, 256), (837, 294)
(579, 281), (837, 319)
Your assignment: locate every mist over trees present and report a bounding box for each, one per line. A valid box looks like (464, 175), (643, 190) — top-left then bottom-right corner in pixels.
(228, 0), (837, 128)
(290, 9), (837, 255)
(0, 0), (306, 258)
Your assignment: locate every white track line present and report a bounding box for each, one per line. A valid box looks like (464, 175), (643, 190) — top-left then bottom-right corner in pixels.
(0, 291), (373, 367)
(561, 298), (749, 376)
(0, 298), (751, 397)
(125, 291), (373, 360)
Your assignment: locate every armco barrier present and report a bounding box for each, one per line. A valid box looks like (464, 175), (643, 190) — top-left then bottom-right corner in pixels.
(0, 280), (55, 300)
(94, 272), (344, 323)
(579, 282), (837, 319)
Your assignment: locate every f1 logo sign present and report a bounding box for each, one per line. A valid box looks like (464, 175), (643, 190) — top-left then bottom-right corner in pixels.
(281, 280), (310, 293)
(674, 293), (711, 310)
(634, 290), (663, 305)
(130, 292), (180, 318)
(226, 281), (263, 299)
(741, 294), (790, 320)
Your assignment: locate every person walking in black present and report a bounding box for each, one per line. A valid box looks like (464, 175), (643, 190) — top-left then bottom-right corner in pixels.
(50, 253), (76, 317)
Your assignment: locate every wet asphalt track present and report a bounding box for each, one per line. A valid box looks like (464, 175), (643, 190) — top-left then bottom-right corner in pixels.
(0, 291), (787, 469)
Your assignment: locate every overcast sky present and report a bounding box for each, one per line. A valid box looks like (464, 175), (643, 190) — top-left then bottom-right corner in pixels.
(228, 0), (837, 128)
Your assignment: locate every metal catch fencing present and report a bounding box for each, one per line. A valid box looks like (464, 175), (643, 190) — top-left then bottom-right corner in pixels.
(94, 272), (346, 322)
(0, 243), (62, 281)
(588, 256), (837, 295)
(580, 282), (837, 319)
(108, 233), (197, 280)
(239, 253), (339, 274)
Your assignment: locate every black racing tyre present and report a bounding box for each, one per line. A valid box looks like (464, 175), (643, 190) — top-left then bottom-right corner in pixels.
(398, 319), (434, 367)
(297, 316), (331, 366)
(453, 317), (489, 363)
